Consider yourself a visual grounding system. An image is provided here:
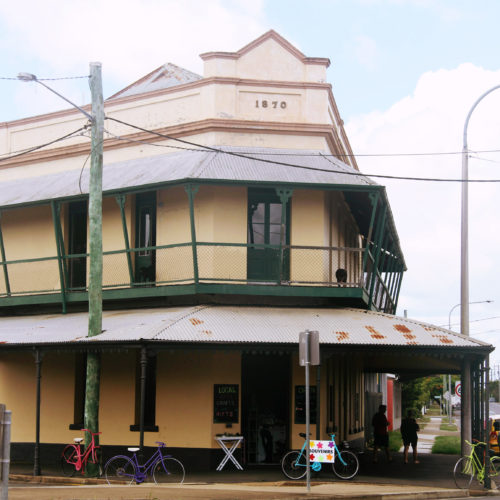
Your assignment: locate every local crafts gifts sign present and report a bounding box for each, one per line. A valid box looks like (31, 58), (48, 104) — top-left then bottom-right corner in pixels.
(309, 440), (336, 463)
(213, 384), (239, 423)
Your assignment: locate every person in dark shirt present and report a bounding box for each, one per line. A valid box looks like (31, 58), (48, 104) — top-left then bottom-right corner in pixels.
(372, 404), (392, 463)
(400, 409), (420, 463)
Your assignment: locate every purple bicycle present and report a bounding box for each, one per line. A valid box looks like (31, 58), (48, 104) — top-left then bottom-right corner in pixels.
(104, 441), (185, 484)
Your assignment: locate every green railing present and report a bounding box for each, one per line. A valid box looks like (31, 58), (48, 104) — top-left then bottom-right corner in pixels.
(0, 242), (402, 313)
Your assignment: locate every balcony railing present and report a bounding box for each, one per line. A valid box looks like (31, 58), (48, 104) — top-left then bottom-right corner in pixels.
(0, 242), (402, 313)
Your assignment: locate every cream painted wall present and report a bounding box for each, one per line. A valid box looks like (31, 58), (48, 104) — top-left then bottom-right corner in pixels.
(1, 205), (59, 294)
(157, 186), (193, 283)
(290, 190), (330, 284)
(156, 350), (241, 449)
(99, 352), (136, 445)
(101, 196), (131, 287)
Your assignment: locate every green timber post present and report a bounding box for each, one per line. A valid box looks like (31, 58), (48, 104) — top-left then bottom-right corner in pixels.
(276, 189), (293, 284)
(393, 265), (404, 311)
(367, 205), (387, 310)
(0, 212), (10, 297)
(361, 191), (380, 288)
(84, 62), (104, 476)
(115, 195), (134, 285)
(50, 201), (67, 313)
(185, 185), (199, 285)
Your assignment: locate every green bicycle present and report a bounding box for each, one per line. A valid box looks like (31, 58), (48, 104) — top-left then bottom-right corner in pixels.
(453, 439), (500, 489)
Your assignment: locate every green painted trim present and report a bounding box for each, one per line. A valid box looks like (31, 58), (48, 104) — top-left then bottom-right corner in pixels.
(185, 184), (200, 285)
(115, 195), (134, 285)
(50, 201), (67, 314)
(361, 191), (380, 282)
(367, 205), (387, 309)
(276, 188), (293, 284)
(393, 267), (404, 311)
(0, 212), (11, 296)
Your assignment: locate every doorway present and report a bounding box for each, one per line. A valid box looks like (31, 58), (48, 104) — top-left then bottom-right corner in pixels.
(242, 353), (290, 464)
(67, 200), (87, 290)
(134, 192), (156, 284)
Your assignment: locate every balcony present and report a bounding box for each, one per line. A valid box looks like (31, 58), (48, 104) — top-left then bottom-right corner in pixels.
(0, 239), (403, 314)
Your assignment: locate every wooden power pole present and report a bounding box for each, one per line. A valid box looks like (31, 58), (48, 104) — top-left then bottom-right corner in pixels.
(84, 61), (104, 475)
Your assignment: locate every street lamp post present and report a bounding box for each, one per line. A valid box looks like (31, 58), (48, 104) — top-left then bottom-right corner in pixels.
(18, 65), (104, 476)
(461, 83), (500, 457)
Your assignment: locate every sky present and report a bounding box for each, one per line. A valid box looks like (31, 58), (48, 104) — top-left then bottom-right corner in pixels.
(1, 0), (500, 368)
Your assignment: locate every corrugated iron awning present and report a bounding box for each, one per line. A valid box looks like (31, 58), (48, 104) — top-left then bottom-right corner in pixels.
(0, 305), (490, 351)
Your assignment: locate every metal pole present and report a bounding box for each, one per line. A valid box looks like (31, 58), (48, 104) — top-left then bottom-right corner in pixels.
(305, 330), (310, 493)
(34, 349), (42, 476)
(461, 85), (500, 451)
(1, 410), (10, 500)
(139, 346), (147, 454)
(461, 85), (500, 338)
(485, 355), (492, 489)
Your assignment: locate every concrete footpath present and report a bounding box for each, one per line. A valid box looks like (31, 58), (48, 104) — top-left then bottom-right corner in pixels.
(6, 452), (492, 500)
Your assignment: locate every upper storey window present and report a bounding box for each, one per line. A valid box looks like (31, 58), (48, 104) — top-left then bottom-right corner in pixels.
(247, 188), (289, 282)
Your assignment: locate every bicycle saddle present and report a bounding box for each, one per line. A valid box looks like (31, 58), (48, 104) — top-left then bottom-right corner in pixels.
(128, 447), (140, 452)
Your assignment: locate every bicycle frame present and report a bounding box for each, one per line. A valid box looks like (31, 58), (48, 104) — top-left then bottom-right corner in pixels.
(129, 443), (168, 483)
(294, 434), (347, 471)
(64, 429), (101, 474)
(463, 440), (496, 482)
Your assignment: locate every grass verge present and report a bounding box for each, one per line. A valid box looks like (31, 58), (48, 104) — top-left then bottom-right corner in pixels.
(440, 423), (458, 431)
(389, 431), (403, 452)
(432, 435), (460, 454)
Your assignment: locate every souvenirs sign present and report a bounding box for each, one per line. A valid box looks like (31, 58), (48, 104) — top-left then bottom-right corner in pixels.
(309, 440), (336, 463)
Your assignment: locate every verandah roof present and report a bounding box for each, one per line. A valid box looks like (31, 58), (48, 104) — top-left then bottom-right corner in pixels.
(0, 146), (376, 209)
(0, 304), (488, 349)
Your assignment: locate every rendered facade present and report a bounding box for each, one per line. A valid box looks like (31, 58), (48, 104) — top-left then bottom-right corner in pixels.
(0, 31), (491, 470)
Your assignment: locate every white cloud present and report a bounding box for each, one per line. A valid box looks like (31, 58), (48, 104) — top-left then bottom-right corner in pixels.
(346, 63), (500, 362)
(0, 0), (268, 120)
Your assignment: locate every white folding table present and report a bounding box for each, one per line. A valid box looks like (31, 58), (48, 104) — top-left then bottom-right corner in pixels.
(215, 435), (244, 471)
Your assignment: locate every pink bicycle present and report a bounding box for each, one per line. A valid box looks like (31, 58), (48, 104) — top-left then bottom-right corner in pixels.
(61, 428), (102, 476)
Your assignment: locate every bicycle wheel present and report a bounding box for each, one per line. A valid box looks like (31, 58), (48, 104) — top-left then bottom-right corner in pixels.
(332, 450), (359, 480)
(490, 456), (500, 477)
(61, 445), (78, 477)
(453, 456), (474, 489)
(153, 457), (185, 484)
(104, 455), (136, 485)
(281, 450), (307, 480)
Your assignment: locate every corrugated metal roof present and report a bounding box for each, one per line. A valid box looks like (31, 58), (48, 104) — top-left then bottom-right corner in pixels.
(0, 305), (489, 349)
(0, 147), (376, 208)
(107, 63), (202, 100)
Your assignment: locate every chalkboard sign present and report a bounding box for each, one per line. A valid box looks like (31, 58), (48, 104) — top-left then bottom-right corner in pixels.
(294, 385), (317, 424)
(213, 384), (239, 423)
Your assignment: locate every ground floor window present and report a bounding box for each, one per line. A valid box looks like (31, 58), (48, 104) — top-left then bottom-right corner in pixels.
(130, 351), (158, 432)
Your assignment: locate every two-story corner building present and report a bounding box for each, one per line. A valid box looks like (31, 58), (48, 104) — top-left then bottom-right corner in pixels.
(0, 31), (492, 470)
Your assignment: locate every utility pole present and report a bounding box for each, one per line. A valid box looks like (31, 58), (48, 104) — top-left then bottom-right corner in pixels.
(84, 62), (104, 476)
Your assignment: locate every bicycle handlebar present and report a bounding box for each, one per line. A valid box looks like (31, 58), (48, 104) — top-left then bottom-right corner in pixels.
(80, 428), (102, 436)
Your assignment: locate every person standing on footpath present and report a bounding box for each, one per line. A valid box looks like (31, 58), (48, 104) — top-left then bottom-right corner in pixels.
(372, 404), (392, 463)
(400, 409), (420, 464)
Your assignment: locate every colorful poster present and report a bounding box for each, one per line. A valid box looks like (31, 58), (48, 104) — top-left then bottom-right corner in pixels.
(309, 440), (335, 463)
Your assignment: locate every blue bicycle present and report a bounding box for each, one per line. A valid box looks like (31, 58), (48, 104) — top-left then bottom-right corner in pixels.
(281, 433), (359, 480)
(104, 441), (185, 484)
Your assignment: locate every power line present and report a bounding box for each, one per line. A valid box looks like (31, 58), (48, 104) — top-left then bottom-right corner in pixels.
(0, 127), (89, 163)
(105, 116), (500, 183)
(0, 75), (89, 81)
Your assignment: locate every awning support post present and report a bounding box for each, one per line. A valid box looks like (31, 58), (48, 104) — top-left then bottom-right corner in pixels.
(33, 348), (43, 476)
